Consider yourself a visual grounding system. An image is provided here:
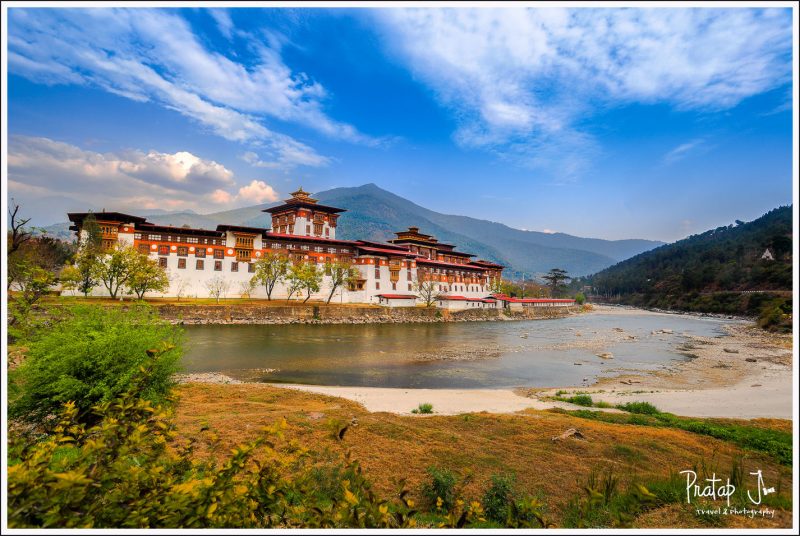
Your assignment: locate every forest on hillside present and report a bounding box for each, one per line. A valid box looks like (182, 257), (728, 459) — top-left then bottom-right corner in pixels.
(576, 206), (793, 331)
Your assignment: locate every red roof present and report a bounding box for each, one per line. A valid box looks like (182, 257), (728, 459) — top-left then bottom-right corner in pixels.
(355, 246), (418, 257)
(376, 294), (417, 299)
(490, 294), (575, 303)
(416, 258), (488, 271)
(438, 295), (467, 301)
(263, 233), (356, 245)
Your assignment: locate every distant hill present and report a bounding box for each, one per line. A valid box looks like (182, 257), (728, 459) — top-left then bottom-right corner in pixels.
(41, 183), (663, 276)
(581, 206), (793, 330)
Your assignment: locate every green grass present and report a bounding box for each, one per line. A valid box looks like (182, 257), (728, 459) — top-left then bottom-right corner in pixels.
(551, 405), (792, 466)
(552, 394), (594, 407)
(412, 403), (434, 414)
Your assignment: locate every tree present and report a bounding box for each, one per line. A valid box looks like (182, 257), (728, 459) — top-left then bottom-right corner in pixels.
(8, 200), (33, 255)
(206, 276), (231, 303)
(574, 292), (586, 305)
(238, 278), (256, 299)
(172, 276), (191, 301)
(413, 272), (440, 307)
(542, 268), (570, 298)
(285, 262), (322, 303)
(92, 245), (140, 299)
(73, 212), (104, 296)
(127, 254), (169, 299)
(59, 264), (82, 296)
(251, 253), (290, 300)
(325, 259), (360, 304)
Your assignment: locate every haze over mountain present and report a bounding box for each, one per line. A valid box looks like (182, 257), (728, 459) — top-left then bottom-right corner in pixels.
(41, 183), (662, 276)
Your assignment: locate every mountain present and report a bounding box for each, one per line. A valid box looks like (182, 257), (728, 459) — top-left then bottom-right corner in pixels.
(581, 206), (792, 330)
(40, 183), (663, 276)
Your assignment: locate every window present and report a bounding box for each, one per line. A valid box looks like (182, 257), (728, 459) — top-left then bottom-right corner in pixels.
(138, 244), (150, 255)
(158, 245), (169, 255)
(196, 260), (204, 270)
(134, 233), (142, 240)
(314, 223), (323, 235)
(314, 246), (323, 253)
(374, 267), (380, 279)
(288, 225), (294, 234)
(300, 245), (309, 251)
(306, 225), (311, 235)
(248, 263), (256, 273)
(214, 249), (224, 259)
(150, 234), (161, 241)
(407, 270), (412, 281)
(231, 262), (238, 272)
(325, 228), (330, 237)
(195, 248), (206, 258)
(235, 236), (254, 248)
(375, 282), (380, 290)
(392, 282), (397, 290)
(327, 247), (336, 254)
(178, 258), (186, 269)
(214, 260), (222, 271)
(177, 246), (188, 257)
(340, 248), (349, 254)
(272, 242), (280, 249)
(159, 257), (167, 268)
(187, 237), (199, 244)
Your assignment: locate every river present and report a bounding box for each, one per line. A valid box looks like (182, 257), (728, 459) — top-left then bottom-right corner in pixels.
(181, 309), (742, 389)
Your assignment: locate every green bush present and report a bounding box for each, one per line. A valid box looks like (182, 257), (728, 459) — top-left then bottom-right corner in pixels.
(421, 467), (458, 511)
(616, 401), (660, 415)
(9, 304), (182, 425)
(566, 394), (594, 407)
(482, 474), (515, 523)
(574, 292), (586, 305)
(412, 403), (434, 414)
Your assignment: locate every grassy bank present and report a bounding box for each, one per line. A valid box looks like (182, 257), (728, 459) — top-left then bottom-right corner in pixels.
(172, 383), (793, 528)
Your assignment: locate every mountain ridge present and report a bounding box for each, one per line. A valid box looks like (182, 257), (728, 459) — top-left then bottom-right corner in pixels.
(40, 183), (663, 276)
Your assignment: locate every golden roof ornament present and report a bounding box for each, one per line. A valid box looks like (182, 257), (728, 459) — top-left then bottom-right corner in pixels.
(288, 187), (318, 204)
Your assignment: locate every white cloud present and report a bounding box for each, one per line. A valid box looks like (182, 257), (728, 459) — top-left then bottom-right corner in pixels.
(663, 138), (706, 164)
(209, 9), (234, 40)
(7, 136), (279, 213)
(376, 8), (791, 178)
(7, 8), (379, 166)
(237, 180), (279, 204)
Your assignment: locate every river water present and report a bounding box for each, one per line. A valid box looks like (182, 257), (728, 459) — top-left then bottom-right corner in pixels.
(182, 310), (738, 389)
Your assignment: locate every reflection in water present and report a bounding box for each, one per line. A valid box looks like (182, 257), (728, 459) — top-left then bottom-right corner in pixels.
(182, 313), (735, 389)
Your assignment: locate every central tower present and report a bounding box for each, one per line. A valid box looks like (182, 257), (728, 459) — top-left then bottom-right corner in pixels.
(263, 188), (346, 239)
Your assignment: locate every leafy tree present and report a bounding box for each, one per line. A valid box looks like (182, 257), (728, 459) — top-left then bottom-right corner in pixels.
(413, 272), (440, 307)
(286, 262), (323, 303)
(91, 245), (139, 299)
(8, 304), (182, 424)
(325, 259), (360, 304)
(542, 268), (570, 298)
(58, 263), (82, 296)
(72, 212), (104, 296)
(251, 253), (290, 300)
(206, 276), (231, 303)
(127, 253), (169, 299)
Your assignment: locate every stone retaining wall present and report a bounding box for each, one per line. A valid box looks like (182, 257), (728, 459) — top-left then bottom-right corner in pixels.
(156, 303), (582, 325)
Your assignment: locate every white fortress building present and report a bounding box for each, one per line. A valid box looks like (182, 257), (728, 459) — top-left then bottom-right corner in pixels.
(68, 188), (573, 309)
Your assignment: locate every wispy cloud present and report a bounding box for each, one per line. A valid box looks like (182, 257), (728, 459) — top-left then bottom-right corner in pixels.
(7, 136), (279, 213)
(375, 8), (791, 179)
(7, 8), (380, 168)
(663, 138), (706, 164)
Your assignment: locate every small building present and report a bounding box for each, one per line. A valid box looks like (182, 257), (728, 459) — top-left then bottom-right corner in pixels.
(376, 294), (418, 307)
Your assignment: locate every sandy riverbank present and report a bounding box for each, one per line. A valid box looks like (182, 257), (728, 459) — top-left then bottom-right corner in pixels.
(185, 306), (794, 419)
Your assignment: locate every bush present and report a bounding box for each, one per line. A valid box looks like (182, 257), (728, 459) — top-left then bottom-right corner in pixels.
(421, 467), (458, 511)
(566, 394), (594, 407)
(9, 304), (182, 425)
(574, 292), (586, 305)
(411, 403), (434, 414)
(616, 401), (660, 415)
(482, 474), (515, 523)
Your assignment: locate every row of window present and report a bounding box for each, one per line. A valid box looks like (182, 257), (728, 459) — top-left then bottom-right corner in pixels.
(158, 257), (257, 273)
(373, 268), (413, 281)
(134, 233), (222, 245)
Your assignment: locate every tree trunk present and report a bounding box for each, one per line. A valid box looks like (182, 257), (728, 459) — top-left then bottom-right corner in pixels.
(327, 284), (338, 304)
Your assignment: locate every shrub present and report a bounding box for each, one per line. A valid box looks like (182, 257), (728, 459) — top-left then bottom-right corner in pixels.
(616, 401), (660, 415)
(574, 292), (586, 305)
(9, 303), (182, 425)
(482, 474), (515, 523)
(421, 467), (458, 511)
(412, 403), (434, 414)
(566, 394), (594, 407)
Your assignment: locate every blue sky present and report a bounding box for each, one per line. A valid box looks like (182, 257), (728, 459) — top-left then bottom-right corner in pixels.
(6, 6), (794, 241)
